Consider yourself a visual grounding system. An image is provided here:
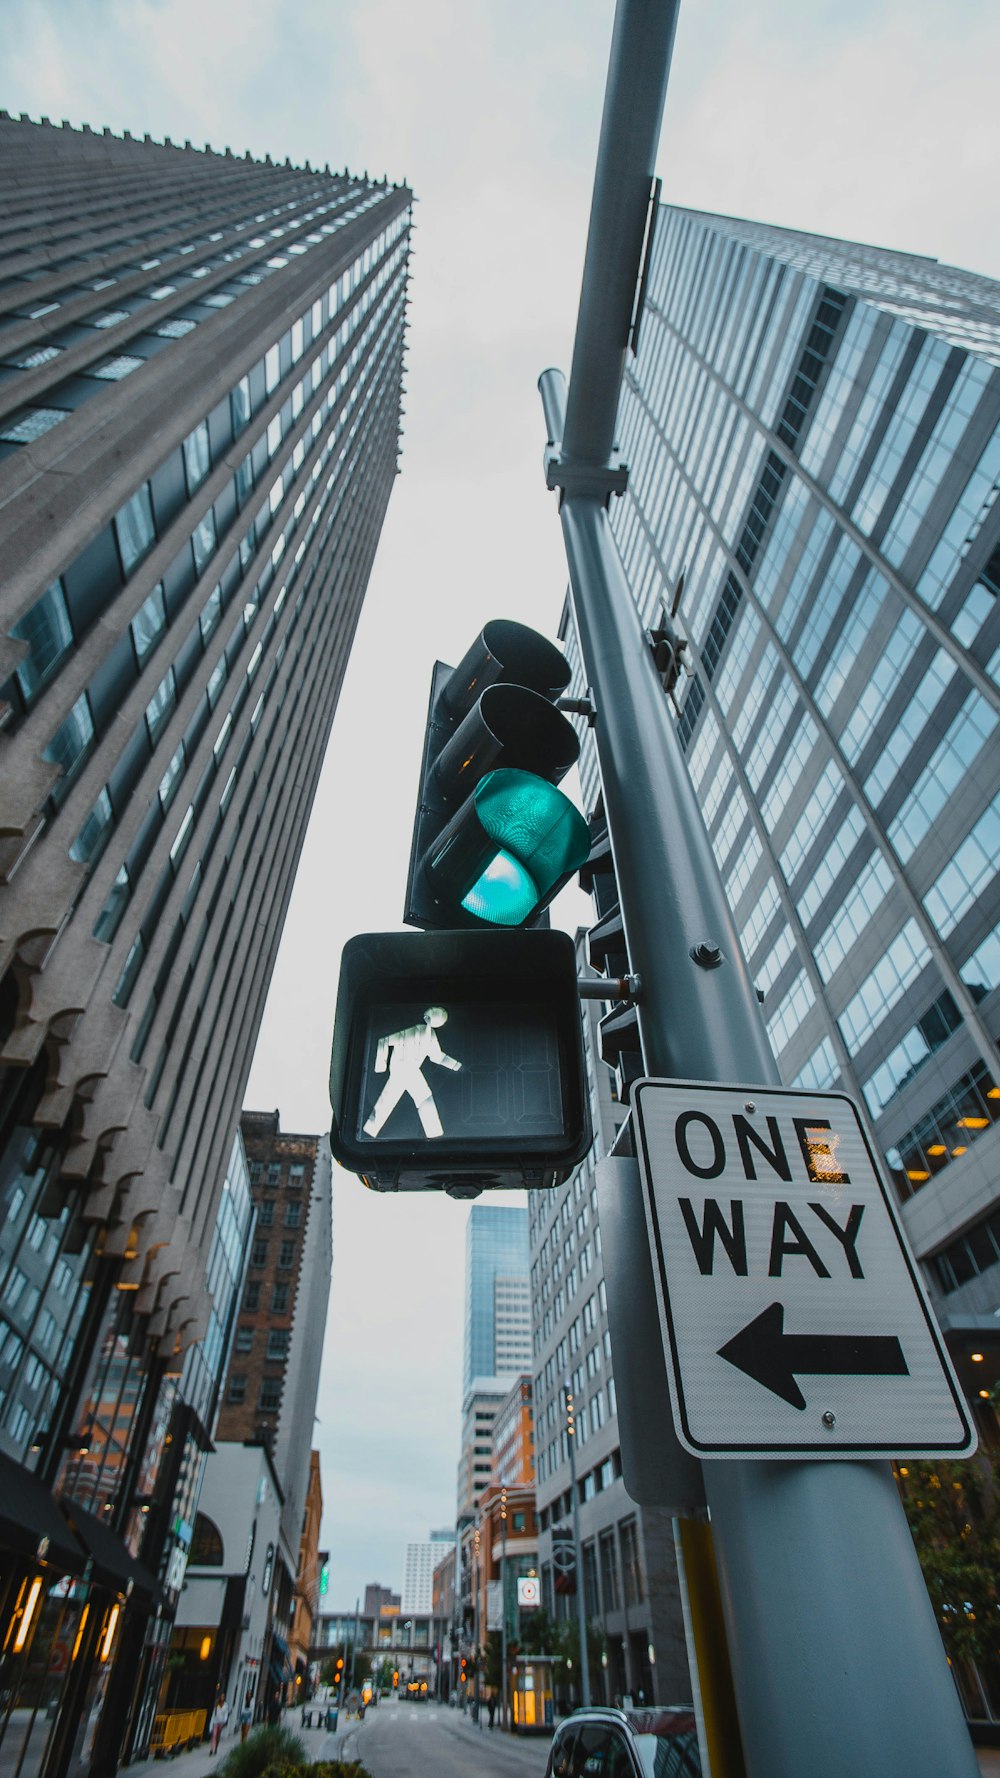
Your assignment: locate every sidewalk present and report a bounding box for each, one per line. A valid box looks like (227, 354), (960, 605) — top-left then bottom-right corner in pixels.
(121, 1713), (350, 1778)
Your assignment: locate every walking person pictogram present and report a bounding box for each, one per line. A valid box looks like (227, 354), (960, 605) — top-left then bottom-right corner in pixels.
(363, 1006), (462, 1140)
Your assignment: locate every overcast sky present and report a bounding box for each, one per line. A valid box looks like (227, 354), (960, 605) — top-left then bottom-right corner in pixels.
(6, 0), (1000, 1610)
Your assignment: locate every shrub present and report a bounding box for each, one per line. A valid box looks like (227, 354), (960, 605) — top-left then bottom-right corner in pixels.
(218, 1726), (307, 1778)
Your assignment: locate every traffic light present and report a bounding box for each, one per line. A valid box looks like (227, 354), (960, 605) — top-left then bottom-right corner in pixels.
(460, 1657), (467, 1683)
(392, 1670), (399, 1689)
(329, 929), (591, 1192)
(404, 619), (591, 931)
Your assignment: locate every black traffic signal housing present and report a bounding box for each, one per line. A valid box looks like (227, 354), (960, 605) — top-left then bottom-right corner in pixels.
(329, 928), (591, 1194)
(404, 619), (591, 931)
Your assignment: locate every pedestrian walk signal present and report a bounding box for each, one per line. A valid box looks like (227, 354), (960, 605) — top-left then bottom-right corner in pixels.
(328, 929), (591, 1194)
(404, 619), (591, 931)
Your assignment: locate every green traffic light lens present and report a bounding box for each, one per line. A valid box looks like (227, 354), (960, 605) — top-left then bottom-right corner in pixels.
(461, 849), (538, 926)
(427, 768), (590, 927)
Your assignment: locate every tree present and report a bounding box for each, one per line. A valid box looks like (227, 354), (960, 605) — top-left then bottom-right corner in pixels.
(897, 1446), (1000, 1667)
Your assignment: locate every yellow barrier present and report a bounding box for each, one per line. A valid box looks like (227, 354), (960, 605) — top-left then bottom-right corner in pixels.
(150, 1709), (207, 1756)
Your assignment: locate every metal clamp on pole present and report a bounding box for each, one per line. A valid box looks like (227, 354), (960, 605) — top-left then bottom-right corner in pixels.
(576, 973), (640, 1003)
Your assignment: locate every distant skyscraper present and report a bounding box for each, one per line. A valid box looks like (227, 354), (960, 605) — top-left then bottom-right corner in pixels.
(0, 112), (409, 1776)
(462, 1205), (531, 1394)
(402, 1531), (454, 1615)
(456, 1206), (532, 1524)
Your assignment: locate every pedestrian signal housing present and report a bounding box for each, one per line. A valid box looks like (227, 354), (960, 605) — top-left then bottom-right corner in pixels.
(404, 619), (590, 930)
(328, 929), (591, 1193)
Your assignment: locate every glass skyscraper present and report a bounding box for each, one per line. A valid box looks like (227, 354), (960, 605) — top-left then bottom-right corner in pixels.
(462, 1204), (531, 1394)
(566, 201), (1000, 1366)
(0, 114), (410, 1778)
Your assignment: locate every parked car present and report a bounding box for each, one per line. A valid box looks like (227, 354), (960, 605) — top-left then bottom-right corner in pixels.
(544, 1704), (701, 1777)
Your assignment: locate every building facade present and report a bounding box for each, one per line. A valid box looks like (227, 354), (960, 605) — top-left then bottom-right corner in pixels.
(401, 1531), (454, 1616)
(0, 113), (409, 1778)
(491, 1374), (535, 1489)
(462, 1206), (531, 1397)
(177, 1113), (332, 1724)
(457, 1207), (532, 1527)
(560, 204), (1000, 1715)
(591, 208), (1000, 1327)
(528, 969), (690, 1709)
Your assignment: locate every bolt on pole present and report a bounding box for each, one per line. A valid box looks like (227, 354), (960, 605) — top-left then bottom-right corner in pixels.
(538, 1), (980, 1773)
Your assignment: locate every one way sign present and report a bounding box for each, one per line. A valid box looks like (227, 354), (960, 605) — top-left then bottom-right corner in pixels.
(632, 1079), (977, 1459)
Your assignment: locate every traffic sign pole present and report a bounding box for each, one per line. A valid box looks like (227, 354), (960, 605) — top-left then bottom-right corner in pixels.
(538, 2), (980, 1771)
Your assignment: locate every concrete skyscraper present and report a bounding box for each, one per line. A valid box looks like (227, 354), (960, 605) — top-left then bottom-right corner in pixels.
(0, 114), (410, 1777)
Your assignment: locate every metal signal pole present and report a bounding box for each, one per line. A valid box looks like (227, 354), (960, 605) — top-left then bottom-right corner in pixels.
(539, 2), (979, 1774)
(564, 1385), (591, 1709)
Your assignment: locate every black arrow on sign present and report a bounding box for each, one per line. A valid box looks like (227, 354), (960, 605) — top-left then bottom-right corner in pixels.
(718, 1301), (909, 1410)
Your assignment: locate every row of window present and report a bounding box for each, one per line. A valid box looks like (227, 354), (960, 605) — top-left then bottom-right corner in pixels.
(887, 1058), (1000, 1199)
(0, 186), (398, 450)
(249, 1158), (308, 1185)
(150, 351), (404, 1171)
(228, 1375), (282, 1410)
(95, 272), (408, 1033)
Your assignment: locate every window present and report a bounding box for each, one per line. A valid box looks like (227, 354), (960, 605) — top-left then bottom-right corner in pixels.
(90, 354), (144, 381)
(258, 1379), (281, 1411)
(284, 1201), (301, 1227)
(244, 1282), (261, 1311)
(267, 1163), (281, 1184)
(266, 1330), (290, 1360)
(115, 484), (156, 573)
(70, 788), (113, 866)
(228, 1376), (247, 1404)
(250, 1239), (268, 1268)
(278, 1240), (295, 1270)
(258, 1199), (275, 1226)
(620, 1517), (644, 1604)
(131, 583), (167, 666)
(271, 1283), (289, 1314)
(1, 407), (68, 444)
(43, 692), (95, 799)
(183, 420), (211, 493)
(192, 510), (217, 573)
(234, 1327), (254, 1353)
(11, 580), (74, 705)
(145, 668), (176, 744)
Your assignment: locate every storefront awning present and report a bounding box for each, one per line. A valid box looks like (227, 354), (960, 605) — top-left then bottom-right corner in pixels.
(0, 1451), (87, 1575)
(60, 1502), (162, 1602)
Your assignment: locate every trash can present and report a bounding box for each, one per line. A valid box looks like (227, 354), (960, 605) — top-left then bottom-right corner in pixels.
(325, 1708), (339, 1732)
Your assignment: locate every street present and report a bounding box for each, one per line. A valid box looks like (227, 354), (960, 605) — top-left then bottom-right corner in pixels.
(337, 1700), (553, 1778)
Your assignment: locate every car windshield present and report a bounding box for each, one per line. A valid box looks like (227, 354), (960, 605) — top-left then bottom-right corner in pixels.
(628, 1708), (701, 1777)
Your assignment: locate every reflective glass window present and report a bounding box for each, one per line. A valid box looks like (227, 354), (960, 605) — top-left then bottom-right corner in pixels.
(131, 583), (167, 666)
(11, 580), (74, 704)
(183, 420), (212, 493)
(115, 484), (156, 574)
